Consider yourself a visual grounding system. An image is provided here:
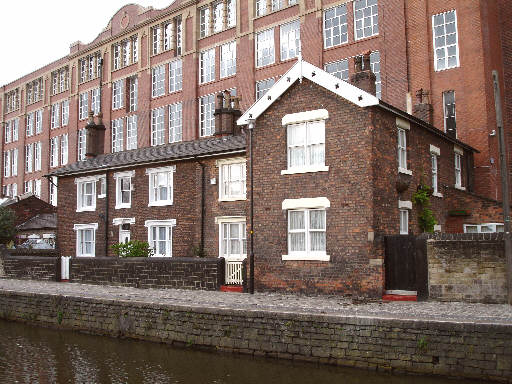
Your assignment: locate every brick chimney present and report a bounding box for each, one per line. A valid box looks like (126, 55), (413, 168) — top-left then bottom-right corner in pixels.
(85, 111), (106, 158)
(412, 88), (433, 124)
(214, 90), (242, 136)
(350, 51), (376, 96)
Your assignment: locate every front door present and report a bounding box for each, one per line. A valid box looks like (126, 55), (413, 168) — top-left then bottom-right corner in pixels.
(119, 229), (130, 244)
(220, 221), (246, 285)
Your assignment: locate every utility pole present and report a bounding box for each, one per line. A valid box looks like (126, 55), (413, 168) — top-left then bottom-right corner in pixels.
(492, 70), (512, 305)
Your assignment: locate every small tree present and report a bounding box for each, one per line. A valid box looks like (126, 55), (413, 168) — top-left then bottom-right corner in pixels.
(111, 240), (154, 258)
(0, 206), (16, 245)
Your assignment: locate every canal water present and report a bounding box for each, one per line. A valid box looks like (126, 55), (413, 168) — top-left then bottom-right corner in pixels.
(0, 319), (488, 384)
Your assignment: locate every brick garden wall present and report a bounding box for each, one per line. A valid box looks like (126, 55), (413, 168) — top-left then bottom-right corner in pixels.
(426, 233), (507, 303)
(2, 256), (59, 281)
(70, 257), (225, 290)
(0, 290), (510, 382)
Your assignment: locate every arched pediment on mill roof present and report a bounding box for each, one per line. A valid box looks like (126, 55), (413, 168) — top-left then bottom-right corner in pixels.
(70, 1), (182, 54)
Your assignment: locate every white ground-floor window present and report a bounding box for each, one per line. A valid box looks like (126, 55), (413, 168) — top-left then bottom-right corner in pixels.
(399, 209), (409, 235)
(145, 219), (176, 257)
(216, 216), (247, 260)
(73, 223), (98, 257)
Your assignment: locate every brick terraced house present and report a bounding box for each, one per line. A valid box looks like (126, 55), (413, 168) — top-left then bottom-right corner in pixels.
(50, 58), (502, 295)
(1, 0), (512, 218)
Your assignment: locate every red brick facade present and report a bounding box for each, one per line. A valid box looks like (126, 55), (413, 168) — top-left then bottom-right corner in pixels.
(1, 0), (511, 206)
(53, 59), (503, 296)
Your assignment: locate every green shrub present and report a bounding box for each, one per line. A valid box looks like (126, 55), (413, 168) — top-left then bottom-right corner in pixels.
(112, 240), (154, 258)
(412, 184), (437, 233)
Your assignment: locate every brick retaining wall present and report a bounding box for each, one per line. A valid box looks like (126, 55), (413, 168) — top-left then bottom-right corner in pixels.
(0, 290), (510, 382)
(424, 233), (507, 303)
(2, 256), (59, 281)
(70, 257), (225, 290)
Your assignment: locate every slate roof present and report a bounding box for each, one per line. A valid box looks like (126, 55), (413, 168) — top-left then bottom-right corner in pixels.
(17, 213), (57, 231)
(48, 134), (246, 177)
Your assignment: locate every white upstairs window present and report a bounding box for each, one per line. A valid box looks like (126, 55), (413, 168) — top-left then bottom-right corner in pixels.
(280, 20), (300, 61)
(397, 128), (407, 171)
(433, 10), (459, 71)
(218, 158), (246, 201)
(76, 176), (100, 212)
(50, 136), (59, 168)
(454, 151), (463, 189)
(61, 134), (68, 165)
(112, 118), (124, 153)
(79, 92), (89, 120)
(354, 0), (379, 40)
(112, 81), (123, 110)
(169, 60), (182, 93)
(34, 141), (42, 171)
(286, 120), (326, 173)
(256, 28), (275, 67)
(146, 165), (175, 206)
(115, 171), (134, 209)
(151, 107), (165, 146)
(126, 115), (138, 150)
(200, 48), (215, 84)
(323, 4), (348, 48)
(199, 94), (215, 137)
(169, 103), (182, 143)
(152, 65), (165, 97)
(92, 88), (101, 115)
(220, 41), (237, 78)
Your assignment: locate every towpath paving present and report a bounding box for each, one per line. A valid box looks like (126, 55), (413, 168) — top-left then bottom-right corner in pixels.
(1, 278), (511, 325)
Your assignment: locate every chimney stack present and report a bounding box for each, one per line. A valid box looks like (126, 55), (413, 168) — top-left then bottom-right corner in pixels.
(412, 89), (433, 124)
(350, 51), (376, 96)
(85, 112), (106, 158)
(213, 90), (242, 136)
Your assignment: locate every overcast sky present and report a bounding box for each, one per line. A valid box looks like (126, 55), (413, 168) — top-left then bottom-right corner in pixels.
(0, 1), (174, 86)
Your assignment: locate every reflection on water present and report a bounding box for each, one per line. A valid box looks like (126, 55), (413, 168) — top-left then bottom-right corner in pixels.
(0, 319), (488, 384)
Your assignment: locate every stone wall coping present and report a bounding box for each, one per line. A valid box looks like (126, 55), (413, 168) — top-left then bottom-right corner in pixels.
(7, 249), (60, 257)
(70, 257), (224, 264)
(422, 232), (504, 241)
(2, 289), (511, 335)
(3, 255), (59, 261)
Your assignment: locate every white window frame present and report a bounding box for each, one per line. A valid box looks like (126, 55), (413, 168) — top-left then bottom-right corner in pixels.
(61, 134), (68, 165)
(217, 157), (247, 201)
(3, 151), (10, 178)
(213, 1), (224, 33)
(200, 48), (215, 84)
(353, 0), (379, 40)
(216, 216), (247, 261)
(74, 223), (98, 257)
(199, 94), (216, 137)
(26, 112), (34, 136)
(25, 143), (33, 173)
(146, 165), (176, 207)
(34, 142), (42, 171)
(77, 128), (87, 161)
(79, 92), (89, 120)
(399, 209), (409, 235)
(282, 110), (329, 175)
(126, 115), (138, 150)
(397, 118), (411, 175)
(151, 107), (165, 146)
(256, 78), (275, 100)
(152, 65), (165, 98)
(432, 10), (459, 71)
(128, 76), (138, 112)
(114, 170), (134, 209)
(36, 109), (43, 133)
(51, 103), (60, 129)
(220, 41), (237, 78)
(145, 219), (176, 257)
(91, 88), (101, 116)
(323, 4), (348, 49)
(50, 136), (59, 168)
(430, 145), (442, 197)
(280, 20), (300, 62)
(169, 102), (183, 143)
(200, 6), (210, 38)
(256, 28), (275, 67)
(169, 59), (182, 93)
(75, 175), (102, 212)
(112, 118), (124, 153)
(324, 59), (349, 81)
(11, 148), (18, 176)
(112, 80), (123, 110)
(283, 207), (328, 261)
(454, 150), (464, 190)
(61, 102), (69, 127)
(34, 179), (41, 198)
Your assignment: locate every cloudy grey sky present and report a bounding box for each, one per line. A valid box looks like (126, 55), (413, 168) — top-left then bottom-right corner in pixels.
(0, 0), (174, 86)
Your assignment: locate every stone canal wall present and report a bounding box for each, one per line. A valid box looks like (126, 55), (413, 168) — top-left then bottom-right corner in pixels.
(0, 290), (510, 383)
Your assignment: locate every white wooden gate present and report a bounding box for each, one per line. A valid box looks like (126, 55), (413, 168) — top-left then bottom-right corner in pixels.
(225, 260), (243, 285)
(61, 256), (71, 281)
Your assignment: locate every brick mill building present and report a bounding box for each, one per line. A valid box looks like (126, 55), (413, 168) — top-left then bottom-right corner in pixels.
(1, 0), (511, 210)
(49, 58), (502, 295)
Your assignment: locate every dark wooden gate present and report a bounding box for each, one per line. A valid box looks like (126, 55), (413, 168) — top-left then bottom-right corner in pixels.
(384, 235), (417, 291)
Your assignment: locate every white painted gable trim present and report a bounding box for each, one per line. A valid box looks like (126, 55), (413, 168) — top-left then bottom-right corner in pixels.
(237, 60), (379, 125)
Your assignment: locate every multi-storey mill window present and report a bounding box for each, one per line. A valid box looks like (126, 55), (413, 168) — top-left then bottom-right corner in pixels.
(200, 0), (236, 38)
(151, 16), (183, 56)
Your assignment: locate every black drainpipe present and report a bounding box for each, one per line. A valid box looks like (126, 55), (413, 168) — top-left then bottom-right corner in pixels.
(197, 161), (206, 254)
(104, 171), (109, 257)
